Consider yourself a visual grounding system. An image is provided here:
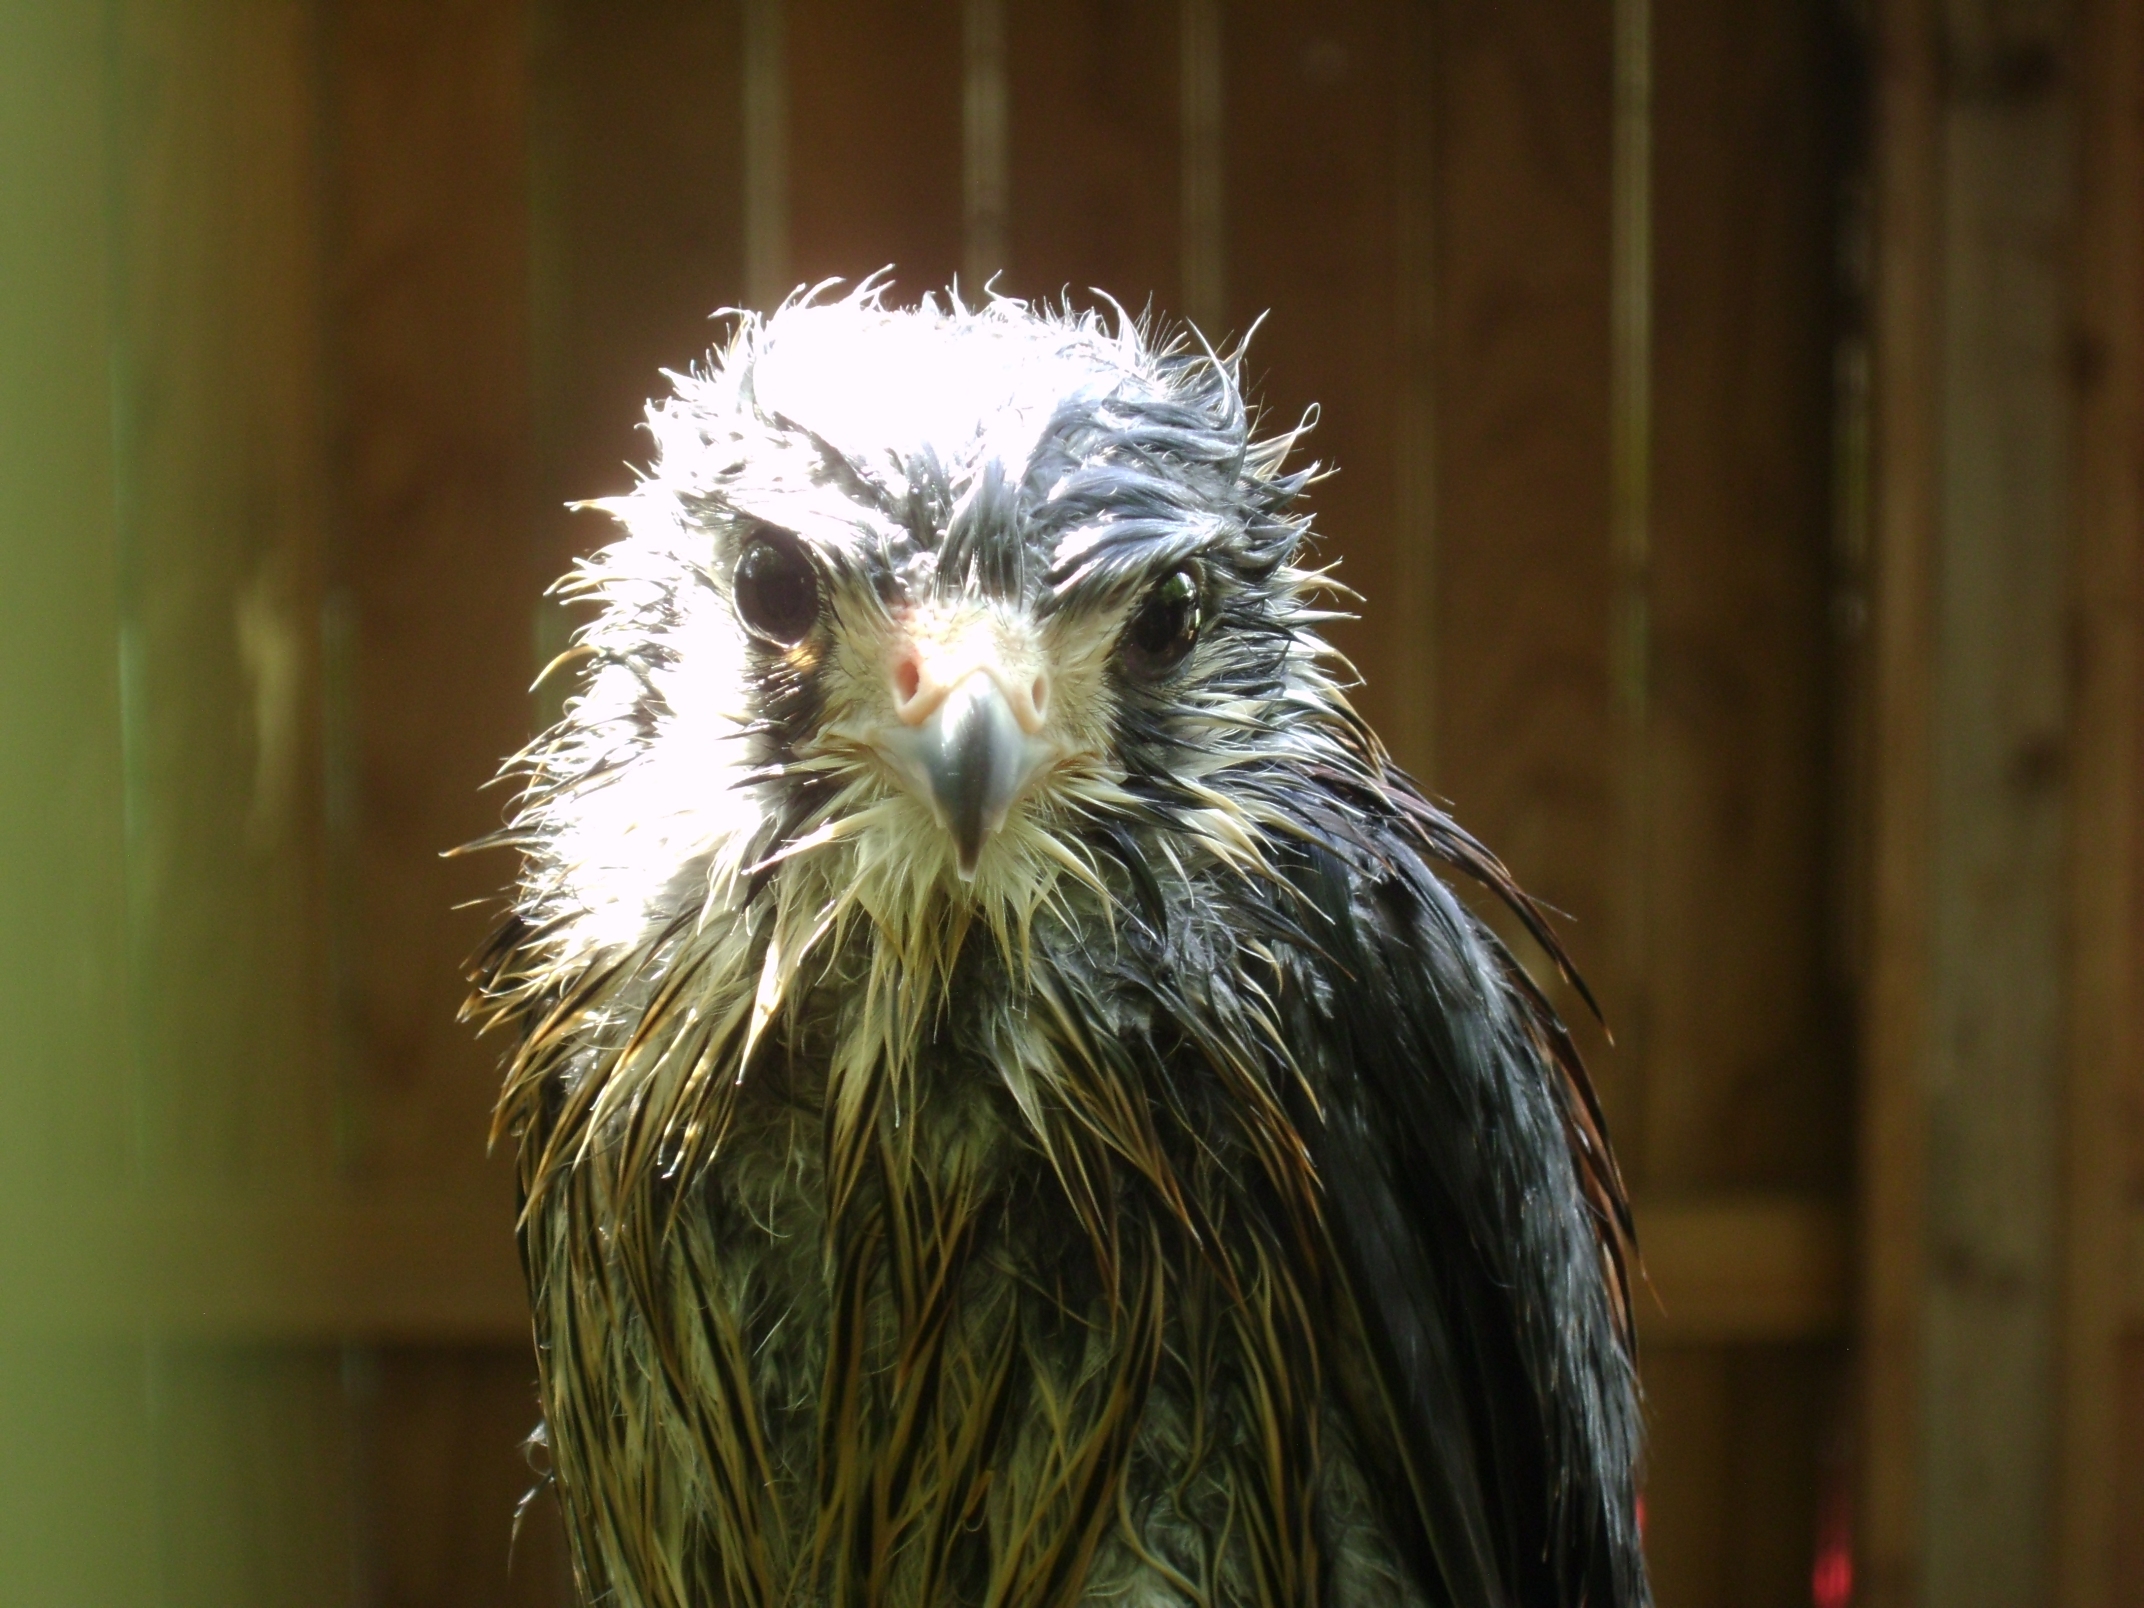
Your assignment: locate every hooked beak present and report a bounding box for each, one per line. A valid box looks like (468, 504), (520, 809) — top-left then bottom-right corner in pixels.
(875, 661), (1055, 880)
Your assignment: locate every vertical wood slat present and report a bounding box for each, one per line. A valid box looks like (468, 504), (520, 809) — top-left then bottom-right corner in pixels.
(1624, 0), (1853, 1596)
(1644, 0), (1851, 1196)
(2059, 0), (2144, 1599)
(786, 0), (961, 296)
(1609, 0), (1653, 1152)
(364, 4), (760, 1594)
(1641, 1344), (1839, 1608)
(742, 0), (788, 312)
(1224, 0), (1421, 763)
(0, 1340), (161, 1608)
(353, 1345), (574, 1608)
(0, 5), (399, 1604)
(106, 8), (365, 1604)
(527, 0), (748, 725)
(325, 0), (537, 1188)
(112, 0), (335, 1186)
(148, 1345), (357, 1606)
(1430, 0), (1617, 1092)
(1386, 0), (1436, 782)
(1002, 0), (1180, 314)
(1179, 0), (1224, 332)
(961, 0), (1008, 288)
(529, 0), (747, 581)
(1862, 0), (1941, 1595)
(2120, 1336), (2144, 1604)
(326, 14), (548, 1601)
(1922, 1), (2073, 1601)
(1865, 0), (2093, 1600)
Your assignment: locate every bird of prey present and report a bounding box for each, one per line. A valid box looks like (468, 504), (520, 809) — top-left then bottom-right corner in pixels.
(472, 284), (1647, 1608)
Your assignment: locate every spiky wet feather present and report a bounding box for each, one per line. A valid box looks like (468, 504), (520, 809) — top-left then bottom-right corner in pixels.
(470, 282), (1647, 1608)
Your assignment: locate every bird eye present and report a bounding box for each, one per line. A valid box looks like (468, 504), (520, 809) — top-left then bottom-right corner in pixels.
(1121, 567), (1202, 680)
(733, 532), (820, 645)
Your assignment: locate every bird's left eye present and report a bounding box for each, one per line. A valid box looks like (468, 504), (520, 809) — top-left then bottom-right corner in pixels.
(733, 531), (821, 645)
(1121, 567), (1203, 680)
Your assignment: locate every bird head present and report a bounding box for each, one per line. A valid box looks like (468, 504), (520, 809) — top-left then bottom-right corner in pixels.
(500, 282), (1339, 1010)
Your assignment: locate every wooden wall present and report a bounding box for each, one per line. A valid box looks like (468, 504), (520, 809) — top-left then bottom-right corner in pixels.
(1860, 0), (2144, 1604)
(7, 0), (2142, 1604)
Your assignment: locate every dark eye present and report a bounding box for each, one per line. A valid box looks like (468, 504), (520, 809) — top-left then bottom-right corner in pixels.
(733, 532), (820, 645)
(1122, 567), (1202, 680)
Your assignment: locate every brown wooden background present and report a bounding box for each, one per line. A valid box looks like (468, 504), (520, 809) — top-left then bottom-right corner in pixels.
(3, 0), (2141, 1604)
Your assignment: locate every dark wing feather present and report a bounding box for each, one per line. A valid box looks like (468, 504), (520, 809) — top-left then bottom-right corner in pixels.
(1271, 773), (1647, 1608)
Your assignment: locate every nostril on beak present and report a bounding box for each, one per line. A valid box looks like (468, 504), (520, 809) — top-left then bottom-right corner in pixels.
(1029, 674), (1049, 725)
(891, 653), (924, 720)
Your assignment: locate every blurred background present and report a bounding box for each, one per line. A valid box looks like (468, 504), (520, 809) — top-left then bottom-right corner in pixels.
(1, 0), (2138, 1603)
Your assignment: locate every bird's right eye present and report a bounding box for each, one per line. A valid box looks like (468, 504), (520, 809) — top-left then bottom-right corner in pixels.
(733, 532), (821, 645)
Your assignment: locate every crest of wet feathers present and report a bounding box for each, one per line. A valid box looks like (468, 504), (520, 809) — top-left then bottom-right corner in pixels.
(470, 284), (1649, 1608)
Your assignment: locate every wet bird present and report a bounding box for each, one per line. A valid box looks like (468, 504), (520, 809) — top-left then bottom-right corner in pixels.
(472, 284), (1648, 1608)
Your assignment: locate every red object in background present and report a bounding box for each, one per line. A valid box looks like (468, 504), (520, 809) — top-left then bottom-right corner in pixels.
(1811, 1460), (1854, 1608)
(1812, 1538), (1853, 1608)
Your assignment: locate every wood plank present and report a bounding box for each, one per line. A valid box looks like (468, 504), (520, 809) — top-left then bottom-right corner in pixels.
(1635, 1196), (1850, 1344)
(324, 23), (567, 1608)
(1717, 1346), (1847, 1608)
(1637, 1345), (1731, 1606)
(2058, 0), (2144, 1600)
(785, 0), (963, 298)
(2119, 1336), (2144, 1607)
(0, 1183), (526, 1342)
(10, 9), (370, 1603)
(354, 1345), (575, 1607)
(110, 0), (336, 1185)
(1919, 1), (2074, 1600)
(742, 0), (788, 308)
(1627, 1212), (1851, 1547)
(1387, 2), (1436, 782)
(530, 0), (746, 545)
(1607, 0), (1650, 1143)
(1635, 9), (1855, 1597)
(1862, 0), (2084, 1598)
(2128, 1208), (2144, 1327)
(149, 1344), (358, 1606)
(1001, 0), (1180, 311)
(325, 0), (541, 1185)
(1643, 1343), (1842, 1608)
(1861, 0), (1942, 1598)
(1225, 0), (1420, 776)
(105, 12), (365, 1602)
(1179, 0), (1224, 331)
(1430, 0), (1620, 1114)
(528, 0), (749, 703)
(1643, 0), (1850, 1194)
(962, 0), (1008, 287)
(0, 1185), (1918, 1347)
